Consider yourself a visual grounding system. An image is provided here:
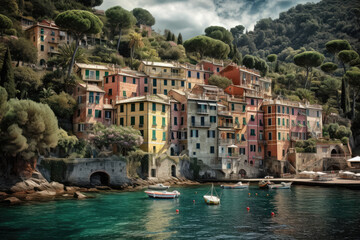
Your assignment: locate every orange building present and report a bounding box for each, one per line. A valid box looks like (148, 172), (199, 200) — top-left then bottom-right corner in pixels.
(103, 73), (139, 105)
(198, 60), (224, 84)
(220, 64), (261, 87)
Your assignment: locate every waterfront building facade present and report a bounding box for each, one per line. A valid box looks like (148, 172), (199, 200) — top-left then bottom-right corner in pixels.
(74, 63), (111, 86)
(103, 73), (139, 105)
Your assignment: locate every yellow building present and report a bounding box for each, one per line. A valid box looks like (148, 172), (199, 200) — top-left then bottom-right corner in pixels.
(116, 94), (170, 154)
(74, 63), (113, 87)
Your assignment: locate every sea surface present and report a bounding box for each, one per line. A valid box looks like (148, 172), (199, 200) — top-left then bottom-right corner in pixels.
(1, 184), (360, 239)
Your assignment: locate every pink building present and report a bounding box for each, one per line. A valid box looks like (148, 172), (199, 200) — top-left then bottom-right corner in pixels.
(73, 83), (108, 139)
(290, 105), (307, 141)
(103, 73), (139, 105)
(120, 69), (149, 97)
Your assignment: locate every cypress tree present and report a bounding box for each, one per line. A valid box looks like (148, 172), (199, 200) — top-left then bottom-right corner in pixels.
(177, 33), (183, 45)
(0, 48), (16, 99)
(166, 31), (172, 41)
(171, 33), (175, 41)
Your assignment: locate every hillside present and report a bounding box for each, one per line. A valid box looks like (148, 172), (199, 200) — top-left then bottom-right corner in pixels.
(235, 0), (360, 60)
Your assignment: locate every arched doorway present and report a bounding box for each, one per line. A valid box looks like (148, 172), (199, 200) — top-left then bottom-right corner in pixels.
(239, 169), (247, 178)
(331, 149), (337, 157)
(327, 165), (340, 171)
(283, 166), (288, 173)
(170, 147), (175, 156)
(40, 59), (46, 66)
(171, 165), (176, 177)
(90, 171), (110, 186)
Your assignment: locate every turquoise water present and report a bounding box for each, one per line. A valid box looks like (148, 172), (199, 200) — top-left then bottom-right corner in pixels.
(1, 185), (360, 239)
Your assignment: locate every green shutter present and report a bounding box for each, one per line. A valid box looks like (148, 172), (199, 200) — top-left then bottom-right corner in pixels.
(105, 72), (109, 76)
(162, 117), (165, 126)
(96, 70), (100, 80)
(152, 130), (156, 140)
(85, 70), (89, 79)
(153, 116), (156, 126)
(163, 132), (166, 141)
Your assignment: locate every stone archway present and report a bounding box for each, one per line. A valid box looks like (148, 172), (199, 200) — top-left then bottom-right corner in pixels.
(90, 171), (110, 186)
(239, 169), (247, 178)
(171, 165), (176, 177)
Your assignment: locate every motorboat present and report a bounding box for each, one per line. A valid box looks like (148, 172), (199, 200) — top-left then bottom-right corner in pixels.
(144, 190), (180, 199)
(259, 180), (273, 189)
(221, 182), (249, 189)
(268, 182), (292, 189)
(147, 183), (170, 190)
(204, 184), (220, 205)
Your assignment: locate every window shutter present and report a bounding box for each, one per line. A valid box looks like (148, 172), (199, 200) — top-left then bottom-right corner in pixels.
(96, 70), (100, 80)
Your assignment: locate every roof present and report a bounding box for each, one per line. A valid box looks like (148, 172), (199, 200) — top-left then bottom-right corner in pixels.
(107, 72), (139, 78)
(141, 61), (175, 68)
(116, 94), (170, 105)
(200, 59), (223, 66)
(169, 89), (186, 96)
(121, 69), (148, 77)
(75, 63), (109, 70)
(79, 83), (105, 93)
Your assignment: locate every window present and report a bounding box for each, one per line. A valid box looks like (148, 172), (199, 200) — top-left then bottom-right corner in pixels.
(250, 115), (255, 121)
(172, 80), (175, 86)
(287, 119), (289, 127)
(78, 124), (84, 132)
(120, 118), (124, 126)
(317, 121), (320, 127)
(162, 104), (166, 112)
(77, 109), (80, 117)
(181, 81), (185, 87)
(88, 109), (92, 116)
(282, 118), (285, 126)
(163, 132), (166, 141)
(210, 116), (216, 123)
(268, 106), (271, 113)
(251, 99), (254, 105)
(123, 76), (126, 82)
(105, 77), (108, 84)
(243, 117), (246, 125)
(89, 92), (94, 103)
(201, 116), (205, 126)
(292, 120), (295, 126)
(153, 78), (157, 87)
(153, 116), (157, 126)
(188, 71), (191, 77)
(131, 116), (135, 125)
(268, 132), (272, 140)
(258, 146), (261, 152)
(78, 96), (82, 104)
(153, 89), (157, 94)
(120, 105), (124, 112)
(278, 118), (281, 126)
(287, 107), (289, 114)
(217, 67), (220, 72)
(317, 111), (320, 117)
(182, 104), (185, 111)
(164, 79), (167, 86)
(250, 129), (256, 136)
(231, 103), (235, 111)
(133, 78), (136, 84)
(292, 108), (295, 115)
(268, 118), (272, 126)
(94, 93), (99, 104)
(41, 45), (44, 51)
(40, 35), (44, 42)
(174, 104), (178, 111)
(278, 132), (281, 140)
(140, 130), (144, 136)
(108, 89), (112, 95)
(282, 106), (285, 113)
(207, 130), (215, 138)
(95, 110), (101, 118)
(164, 89), (167, 95)
(196, 143), (200, 149)
(240, 148), (246, 155)
(152, 130), (156, 140)
(181, 117), (184, 125)
(287, 133), (290, 140)
(140, 116), (144, 125)
(131, 104), (135, 112)
(144, 87), (148, 93)
(197, 72), (200, 79)
(278, 106), (281, 113)
(152, 103), (156, 111)
(40, 28), (44, 34)
(210, 146), (215, 153)
(174, 117), (177, 126)
(242, 105), (246, 112)
(144, 78), (148, 84)
(112, 76), (115, 82)
(210, 105), (216, 110)
(140, 102), (144, 111)
(303, 121), (306, 126)
(188, 83), (191, 89)
(241, 134), (246, 141)
(105, 72), (108, 76)
(235, 117), (239, 124)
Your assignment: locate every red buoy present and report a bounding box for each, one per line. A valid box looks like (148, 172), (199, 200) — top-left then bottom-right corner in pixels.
(193, 200), (195, 203)
(255, 193), (258, 196)
(271, 212), (275, 217)
(176, 209), (179, 213)
(246, 207), (250, 212)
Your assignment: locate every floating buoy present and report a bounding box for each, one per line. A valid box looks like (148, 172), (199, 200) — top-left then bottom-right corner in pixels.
(271, 212), (275, 217)
(246, 207), (250, 212)
(255, 193), (258, 196)
(248, 193), (251, 196)
(193, 200), (195, 203)
(176, 209), (179, 213)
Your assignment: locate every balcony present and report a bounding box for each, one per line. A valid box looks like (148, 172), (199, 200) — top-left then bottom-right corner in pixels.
(220, 122), (234, 128)
(190, 122), (211, 128)
(147, 71), (185, 79)
(197, 109), (209, 114)
(218, 138), (235, 145)
(219, 152), (239, 158)
(84, 76), (102, 82)
(48, 49), (60, 55)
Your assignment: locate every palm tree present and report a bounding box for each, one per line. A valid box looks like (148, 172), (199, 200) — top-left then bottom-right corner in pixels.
(57, 43), (88, 69)
(129, 32), (144, 68)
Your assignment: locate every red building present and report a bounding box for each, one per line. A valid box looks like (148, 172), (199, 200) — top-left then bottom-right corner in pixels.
(103, 73), (139, 105)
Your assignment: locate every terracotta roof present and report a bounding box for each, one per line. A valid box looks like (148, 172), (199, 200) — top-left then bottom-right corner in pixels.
(116, 95), (170, 105)
(75, 63), (109, 70)
(79, 83), (105, 93)
(142, 61), (175, 68)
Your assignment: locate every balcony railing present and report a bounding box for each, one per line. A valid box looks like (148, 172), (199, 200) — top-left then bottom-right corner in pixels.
(146, 71), (185, 79)
(219, 153), (239, 158)
(197, 109), (209, 114)
(218, 138), (235, 145)
(220, 122), (234, 128)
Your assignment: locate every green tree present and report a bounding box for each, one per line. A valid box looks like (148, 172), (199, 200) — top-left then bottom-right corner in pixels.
(0, 96), (59, 177)
(0, 48), (15, 99)
(243, 55), (255, 69)
(8, 38), (37, 66)
(77, 0), (103, 7)
(14, 67), (41, 99)
(0, 87), (7, 121)
(42, 91), (76, 119)
(325, 39), (351, 56)
(338, 50), (359, 73)
(0, 0), (18, 17)
(55, 10), (103, 77)
(105, 6), (136, 52)
(177, 33), (183, 45)
(335, 125), (351, 139)
(232, 46), (242, 65)
(131, 8), (155, 26)
(293, 51), (324, 88)
(129, 32), (144, 68)
(208, 75), (232, 89)
(345, 67), (360, 119)
(205, 26), (234, 44)
(183, 35), (211, 59)
(295, 88), (315, 102)
(267, 54), (277, 63)
(54, 43), (88, 68)
(320, 62), (337, 73)
(0, 14), (12, 36)
(230, 25), (245, 39)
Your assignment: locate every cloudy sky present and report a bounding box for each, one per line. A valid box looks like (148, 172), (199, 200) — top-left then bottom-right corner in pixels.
(99, 0), (320, 40)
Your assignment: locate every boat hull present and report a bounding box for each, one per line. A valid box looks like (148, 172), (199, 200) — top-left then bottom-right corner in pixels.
(268, 183), (292, 189)
(203, 195), (220, 205)
(145, 191), (180, 199)
(221, 185), (249, 189)
(148, 184), (170, 190)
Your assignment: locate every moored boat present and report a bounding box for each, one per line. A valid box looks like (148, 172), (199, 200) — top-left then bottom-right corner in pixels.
(259, 180), (273, 189)
(268, 182), (292, 189)
(221, 182), (249, 189)
(148, 183), (170, 190)
(204, 184), (220, 205)
(144, 190), (180, 199)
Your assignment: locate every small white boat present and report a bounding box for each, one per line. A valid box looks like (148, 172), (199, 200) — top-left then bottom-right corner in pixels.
(221, 182), (249, 189)
(204, 184), (220, 205)
(268, 182), (292, 189)
(144, 190), (180, 199)
(148, 183), (170, 190)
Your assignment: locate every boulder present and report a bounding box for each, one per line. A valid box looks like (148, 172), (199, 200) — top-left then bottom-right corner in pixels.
(49, 182), (64, 193)
(64, 186), (77, 193)
(73, 191), (86, 199)
(96, 186), (111, 190)
(10, 182), (29, 192)
(0, 192), (8, 197)
(25, 190), (56, 201)
(3, 197), (21, 205)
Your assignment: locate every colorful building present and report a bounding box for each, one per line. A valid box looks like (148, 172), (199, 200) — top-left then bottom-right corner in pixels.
(120, 69), (149, 96)
(73, 83), (107, 139)
(74, 63), (112, 86)
(103, 73), (139, 105)
(198, 59), (224, 84)
(182, 63), (209, 90)
(220, 64), (261, 87)
(306, 103), (323, 138)
(25, 20), (60, 66)
(115, 94), (171, 154)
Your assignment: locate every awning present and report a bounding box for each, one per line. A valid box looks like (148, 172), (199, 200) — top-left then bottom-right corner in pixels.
(218, 128), (235, 131)
(228, 144), (238, 148)
(347, 156), (360, 162)
(197, 102), (208, 105)
(209, 103), (217, 106)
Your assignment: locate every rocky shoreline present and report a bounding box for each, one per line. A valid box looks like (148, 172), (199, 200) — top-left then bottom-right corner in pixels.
(0, 171), (200, 205)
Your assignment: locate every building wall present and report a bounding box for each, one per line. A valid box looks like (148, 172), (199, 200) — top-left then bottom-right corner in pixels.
(185, 69), (205, 90)
(307, 107), (323, 138)
(104, 74), (139, 104)
(77, 67), (110, 86)
(290, 107), (307, 140)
